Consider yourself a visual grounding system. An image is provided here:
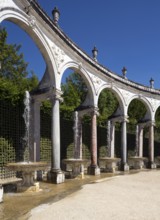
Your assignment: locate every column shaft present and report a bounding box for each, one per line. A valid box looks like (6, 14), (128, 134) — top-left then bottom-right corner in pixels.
(110, 121), (115, 158)
(121, 120), (127, 164)
(30, 100), (40, 162)
(149, 123), (154, 163)
(51, 98), (61, 171)
(121, 119), (129, 171)
(91, 113), (97, 166)
(138, 126), (143, 157)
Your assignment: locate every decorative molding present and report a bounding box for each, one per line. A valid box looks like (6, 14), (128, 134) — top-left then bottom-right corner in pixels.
(52, 45), (65, 72)
(28, 15), (37, 29)
(120, 89), (132, 106)
(89, 74), (103, 95)
(78, 62), (82, 71)
(149, 98), (159, 112)
(91, 74), (102, 88)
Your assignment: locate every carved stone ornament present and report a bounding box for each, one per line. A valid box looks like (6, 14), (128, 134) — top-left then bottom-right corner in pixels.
(149, 98), (159, 112)
(28, 15), (37, 29)
(90, 75), (102, 93)
(52, 45), (65, 71)
(120, 89), (133, 106)
(1, 0), (17, 8)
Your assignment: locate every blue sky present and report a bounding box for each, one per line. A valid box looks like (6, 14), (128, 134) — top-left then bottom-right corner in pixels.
(2, 0), (160, 88)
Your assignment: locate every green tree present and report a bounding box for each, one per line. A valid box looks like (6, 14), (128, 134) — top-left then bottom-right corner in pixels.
(61, 73), (119, 125)
(128, 99), (146, 124)
(61, 73), (87, 119)
(98, 89), (118, 125)
(0, 28), (38, 103)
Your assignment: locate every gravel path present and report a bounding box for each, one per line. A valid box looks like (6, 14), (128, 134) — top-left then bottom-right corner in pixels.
(27, 170), (160, 220)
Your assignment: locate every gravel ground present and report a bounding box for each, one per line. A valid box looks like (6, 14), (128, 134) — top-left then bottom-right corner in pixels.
(27, 170), (160, 220)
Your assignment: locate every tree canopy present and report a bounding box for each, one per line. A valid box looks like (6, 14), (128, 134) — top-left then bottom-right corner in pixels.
(0, 28), (38, 103)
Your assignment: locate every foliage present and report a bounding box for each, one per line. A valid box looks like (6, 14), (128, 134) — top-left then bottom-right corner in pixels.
(61, 73), (87, 107)
(128, 99), (147, 124)
(0, 137), (15, 166)
(155, 107), (160, 128)
(0, 28), (38, 103)
(98, 89), (118, 126)
(61, 72), (88, 120)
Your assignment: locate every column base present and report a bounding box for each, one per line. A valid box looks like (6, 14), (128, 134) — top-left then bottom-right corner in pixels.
(47, 170), (65, 184)
(148, 162), (157, 169)
(0, 185), (3, 203)
(121, 163), (130, 172)
(87, 165), (100, 175)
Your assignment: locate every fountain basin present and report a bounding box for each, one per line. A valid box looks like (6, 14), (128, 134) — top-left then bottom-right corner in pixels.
(62, 159), (89, 178)
(128, 157), (147, 169)
(99, 157), (121, 173)
(6, 162), (48, 192)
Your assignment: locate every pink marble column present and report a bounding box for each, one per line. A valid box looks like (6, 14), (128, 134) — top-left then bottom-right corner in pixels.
(88, 108), (100, 175)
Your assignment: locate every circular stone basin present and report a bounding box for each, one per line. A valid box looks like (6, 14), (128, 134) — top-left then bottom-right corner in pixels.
(6, 162), (49, 191)
(6, 162), (48, 172)
(62, 158), (89, 166)
(99, 157), (121, 162)
(128, 156), (147, 161)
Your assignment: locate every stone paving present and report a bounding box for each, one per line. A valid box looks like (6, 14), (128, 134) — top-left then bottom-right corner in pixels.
(27, 170), (160, 220)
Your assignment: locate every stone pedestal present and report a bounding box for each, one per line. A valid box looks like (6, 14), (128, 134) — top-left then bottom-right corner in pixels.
(121, 163), (129, 172)
(62, 159), (89, 178)
(99, 157), (120, 173)
(87, 165), (100, 175)
(48, 170), (65, 184)
(148, 162), (157, 169)
(128, 157), (146, 169)
(0, 185), (3, 203)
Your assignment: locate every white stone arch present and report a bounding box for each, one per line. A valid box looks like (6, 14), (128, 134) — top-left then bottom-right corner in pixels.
(0, 7), (57, 85)
(59, 61), (95, 106)
(127, 95), (153, 120)
(97, 83), (126, 115)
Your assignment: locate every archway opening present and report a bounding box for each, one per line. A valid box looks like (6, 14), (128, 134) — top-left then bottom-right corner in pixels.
(1, 21), (46, 82)
(0, 20), (48, 176)
(127, 99), (148, 160)
(98, 88), (119, 159)
(60, 68), (91, 172)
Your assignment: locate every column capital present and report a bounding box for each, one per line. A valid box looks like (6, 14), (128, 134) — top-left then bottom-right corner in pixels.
(50, 89), (63, 103)
(31, 98), (41, 105)
(149, 120), (155, 126)
(90, 107), (99, 116)
(120, 115), (129, 123)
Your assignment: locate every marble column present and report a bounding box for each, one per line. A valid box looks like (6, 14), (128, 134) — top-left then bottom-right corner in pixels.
(148, 122), (156, 169)
(49, 90), (65, 183)
(110, 121), (115, 158)
(121, 117), (129, 171)
(73, 111), (82, 159)
(78, 116), (83, 159)
(107, 120), (111, 157)
(138, 125), (144, 157)
(30, 99), (40, 162)
(88, 108), (100, 175)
